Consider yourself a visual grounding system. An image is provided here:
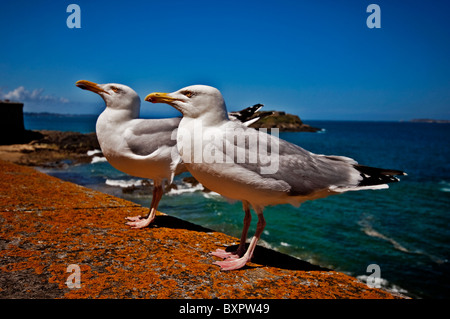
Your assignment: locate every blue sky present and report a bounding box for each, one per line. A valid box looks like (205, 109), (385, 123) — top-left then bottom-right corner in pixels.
(1, 0), (449, 120)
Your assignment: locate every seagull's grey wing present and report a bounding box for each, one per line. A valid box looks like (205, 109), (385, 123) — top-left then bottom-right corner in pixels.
(124, 118), (180, 156)
(212, 122), (364, 196)
(219, 122), (405, 196)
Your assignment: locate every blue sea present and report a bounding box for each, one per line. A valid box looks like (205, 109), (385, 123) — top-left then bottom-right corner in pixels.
(24, 113), (450, 299)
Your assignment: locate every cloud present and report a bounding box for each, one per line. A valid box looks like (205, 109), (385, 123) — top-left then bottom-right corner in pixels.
(0, 86), (69, 104)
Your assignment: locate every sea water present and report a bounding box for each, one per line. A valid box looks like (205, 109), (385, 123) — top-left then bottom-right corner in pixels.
(25, 114), (450, 298)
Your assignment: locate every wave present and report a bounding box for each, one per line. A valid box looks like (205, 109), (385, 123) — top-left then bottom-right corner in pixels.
(360, 222), (410, 253)
(105, 178), (146, 188)
(358, 214), (446, 264)
(166, 183), (204, 195)
(356, 275), (409, 296)
(87, 149), (106, 163)
(87, 149), (102, 156)
(91, 156), (107, 164)
(103, 177), (223, 198)
(439, 181), (450, 192)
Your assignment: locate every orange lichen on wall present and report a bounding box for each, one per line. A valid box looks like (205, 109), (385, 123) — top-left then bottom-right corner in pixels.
(0, 160), (404, 299)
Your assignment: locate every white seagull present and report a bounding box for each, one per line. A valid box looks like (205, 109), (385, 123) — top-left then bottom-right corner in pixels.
(76, 80), (264, 229)
(145, 85), (406, 270)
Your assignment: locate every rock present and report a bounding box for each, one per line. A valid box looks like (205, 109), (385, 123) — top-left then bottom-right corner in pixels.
(248, 111), (322, 132)
(35, 130), (100, 153)
(0, 101), (26, 145)
(0, 159), (407, 299)
(0, 130), (100, 167)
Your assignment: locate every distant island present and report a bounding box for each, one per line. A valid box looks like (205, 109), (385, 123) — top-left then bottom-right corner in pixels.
(248, 111), (322, 132)
(410, 119), (450, 124)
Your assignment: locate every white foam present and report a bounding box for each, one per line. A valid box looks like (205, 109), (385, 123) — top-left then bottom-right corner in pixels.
(358, 215), (446, 264)
(363, 226), (410, 253)
(91, 156), (107, 164)
(358, 216), (410, 253)
(87, 149), (102, 156)
(280, 242), (291, 247)
(439, 181), (450, 192)
(105, 179), (145, 188)
(441, 188), (450, 192)
(166, 183), (204, 195)
(356, 275), (408, 295)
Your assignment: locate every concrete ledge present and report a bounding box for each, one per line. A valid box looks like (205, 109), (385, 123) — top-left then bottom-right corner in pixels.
(0, 160), (403, 299)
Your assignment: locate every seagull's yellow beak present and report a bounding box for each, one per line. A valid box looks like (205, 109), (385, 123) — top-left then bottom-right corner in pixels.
(145, 92), (179, 104)
(75, 80), (109, 95)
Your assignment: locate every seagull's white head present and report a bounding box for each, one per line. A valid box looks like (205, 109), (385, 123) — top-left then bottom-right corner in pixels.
(76, 80), (140, 116)
(145, 85), (229, 123)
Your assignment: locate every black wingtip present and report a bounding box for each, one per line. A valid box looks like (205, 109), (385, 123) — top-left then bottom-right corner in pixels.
(354, 165), (406, 187)
(230, 104), (265, 122)
(250, 103), (264, 113)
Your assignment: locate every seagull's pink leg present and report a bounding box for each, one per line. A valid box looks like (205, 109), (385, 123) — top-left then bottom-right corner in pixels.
(126, 183), (163, 229)
(214, 205), (266, 271)
(211, 201), (252, 259)
(126, 184), (157, 222)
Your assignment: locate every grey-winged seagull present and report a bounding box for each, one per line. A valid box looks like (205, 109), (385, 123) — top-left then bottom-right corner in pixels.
(76, 80), (264, 229)
(145, 85), (406, 270)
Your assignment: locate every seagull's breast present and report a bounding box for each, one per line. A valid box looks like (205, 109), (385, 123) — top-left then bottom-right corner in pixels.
(176, 118), (293, 205)
(96, 112), (173, 180)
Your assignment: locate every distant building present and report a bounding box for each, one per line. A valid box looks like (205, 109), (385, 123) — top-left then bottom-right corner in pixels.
(0, 100), (25, 144)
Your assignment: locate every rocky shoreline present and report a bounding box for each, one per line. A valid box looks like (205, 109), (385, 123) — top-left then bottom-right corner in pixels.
(0, 113), (321, 167)
(0, 130), (100, 167)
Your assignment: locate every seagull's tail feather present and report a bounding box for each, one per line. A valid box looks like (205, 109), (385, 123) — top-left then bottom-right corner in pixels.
(354, 165), (406, 187)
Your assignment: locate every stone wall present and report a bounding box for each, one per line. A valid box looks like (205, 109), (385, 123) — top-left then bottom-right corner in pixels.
(0, 101), (25, 145)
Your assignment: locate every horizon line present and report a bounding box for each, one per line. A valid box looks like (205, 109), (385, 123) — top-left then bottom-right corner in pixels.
(22, 111), (450, 123)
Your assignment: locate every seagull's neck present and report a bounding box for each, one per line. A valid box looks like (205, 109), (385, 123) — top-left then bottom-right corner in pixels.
(100, 107), (139, 123)
(199, 109), (229, 127)
(180, 116), (228, 130)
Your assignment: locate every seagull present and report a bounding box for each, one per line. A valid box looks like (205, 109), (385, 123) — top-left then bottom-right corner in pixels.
(75, 80), (264, 229)
(145, 85), (406, 270)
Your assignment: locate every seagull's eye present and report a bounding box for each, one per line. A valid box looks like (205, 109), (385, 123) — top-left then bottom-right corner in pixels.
(111, 87), (120, 93)
(181, 91), (194, 98)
